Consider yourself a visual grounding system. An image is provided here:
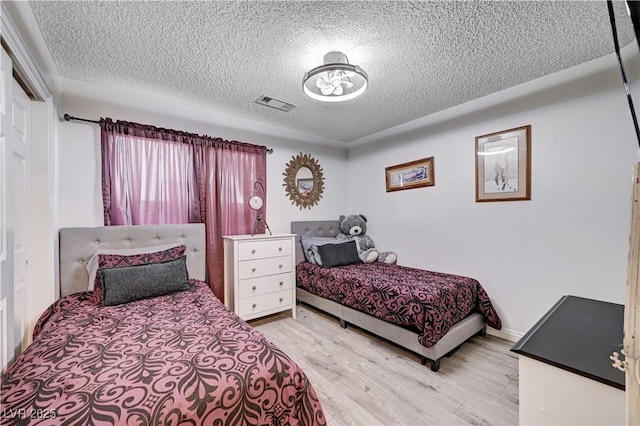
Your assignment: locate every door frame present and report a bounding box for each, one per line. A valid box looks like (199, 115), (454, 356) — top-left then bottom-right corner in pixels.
(2, 2), (57, 348)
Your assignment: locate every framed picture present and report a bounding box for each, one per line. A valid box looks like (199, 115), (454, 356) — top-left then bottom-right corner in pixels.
(296, 178), (314, 196)
(385, 157), (435, 192)
(475, 125), (531, 202)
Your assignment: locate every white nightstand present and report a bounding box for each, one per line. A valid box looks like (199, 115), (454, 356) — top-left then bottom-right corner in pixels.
(223, 233), (296, 321)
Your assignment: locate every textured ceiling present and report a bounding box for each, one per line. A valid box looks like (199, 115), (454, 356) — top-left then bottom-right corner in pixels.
(29, 1), (635, 143)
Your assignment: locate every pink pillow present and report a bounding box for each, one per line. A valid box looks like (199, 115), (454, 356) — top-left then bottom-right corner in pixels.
(92, 245), (187, 302)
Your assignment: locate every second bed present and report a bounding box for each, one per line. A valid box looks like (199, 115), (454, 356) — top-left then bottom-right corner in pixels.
(292, 220), (502, 372)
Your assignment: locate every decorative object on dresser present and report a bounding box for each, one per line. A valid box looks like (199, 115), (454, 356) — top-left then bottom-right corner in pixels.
(223, 233), (297, 320)
(249, 181), (271, 236)
(283, 152), (325, 209)
(475, 125), (531, 202)
(385, 156), (435, 192)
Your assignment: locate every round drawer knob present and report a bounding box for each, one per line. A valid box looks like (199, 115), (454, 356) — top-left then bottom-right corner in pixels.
(252, 303), (257, 309)
(251, 267), (256, 272)
(279, 281), (284, 286)
(278, 264), (283, 269)
(251, 249), (256, 254)
(279, 298), (283, 302)
(252, 285), (257, 291)
(278, 247), (283, 251)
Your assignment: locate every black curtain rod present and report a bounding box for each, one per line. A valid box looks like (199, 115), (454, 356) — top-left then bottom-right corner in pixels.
(63, 114), (100, 124)
(63, 114), (274, 154)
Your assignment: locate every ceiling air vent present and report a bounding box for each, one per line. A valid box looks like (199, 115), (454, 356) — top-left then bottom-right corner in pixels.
(255, 96), (297, 112)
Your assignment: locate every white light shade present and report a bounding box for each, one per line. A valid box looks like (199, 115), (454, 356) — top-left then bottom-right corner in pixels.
(302, 52), (368, 102)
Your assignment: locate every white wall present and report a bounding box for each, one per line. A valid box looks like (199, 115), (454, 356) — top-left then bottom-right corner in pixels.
(346, 62), (640, 338)
(58, 78), (348, 233)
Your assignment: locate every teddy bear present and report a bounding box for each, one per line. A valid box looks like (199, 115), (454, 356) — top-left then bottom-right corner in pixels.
(336, 214), (397, 264)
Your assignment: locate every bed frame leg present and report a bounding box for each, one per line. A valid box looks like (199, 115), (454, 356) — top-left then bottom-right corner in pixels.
(477, 326), (487, 337)
(430, 359), (441, 372)
(339, 319), (347, 329)
(420, 356), (440, 372)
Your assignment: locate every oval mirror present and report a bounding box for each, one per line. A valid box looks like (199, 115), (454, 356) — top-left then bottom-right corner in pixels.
(296, 167), (313, 195)
(283, 153), (324, 209)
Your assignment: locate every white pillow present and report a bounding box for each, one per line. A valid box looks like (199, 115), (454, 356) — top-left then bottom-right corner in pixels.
(85, 243), (182, 290)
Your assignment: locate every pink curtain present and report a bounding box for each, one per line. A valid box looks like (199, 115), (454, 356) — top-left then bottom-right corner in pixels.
(101, 119), (267, 301)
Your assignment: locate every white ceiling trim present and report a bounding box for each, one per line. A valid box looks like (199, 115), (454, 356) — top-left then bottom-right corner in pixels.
(1, 1), (51, 100)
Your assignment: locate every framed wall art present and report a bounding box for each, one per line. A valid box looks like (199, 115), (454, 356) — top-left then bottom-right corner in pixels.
(385, 157), (435, 192)
(475, 125), (531, 202)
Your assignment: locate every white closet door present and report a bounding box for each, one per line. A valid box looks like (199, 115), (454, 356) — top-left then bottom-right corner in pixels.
(0, 45), (30, 371)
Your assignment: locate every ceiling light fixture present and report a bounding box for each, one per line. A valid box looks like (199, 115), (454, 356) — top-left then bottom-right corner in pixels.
(302, 51), (368, 102)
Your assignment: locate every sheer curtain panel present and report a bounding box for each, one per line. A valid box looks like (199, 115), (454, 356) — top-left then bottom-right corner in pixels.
(101, 118), (267, 300)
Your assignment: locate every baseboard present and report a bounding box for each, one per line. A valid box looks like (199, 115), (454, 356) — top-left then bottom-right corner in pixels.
(486, 327), (523, 343)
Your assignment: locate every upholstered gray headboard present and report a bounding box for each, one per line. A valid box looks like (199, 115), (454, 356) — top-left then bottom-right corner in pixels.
(59, 224), (206, 297)
(290, 220), (341, 264)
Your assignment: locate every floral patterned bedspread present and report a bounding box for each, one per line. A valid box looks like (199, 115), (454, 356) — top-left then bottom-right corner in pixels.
(1, 280), (325, 425)
(297, 262), (502, 348)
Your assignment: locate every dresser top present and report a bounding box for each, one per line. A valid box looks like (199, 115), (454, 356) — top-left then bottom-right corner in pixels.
(511, 295), (625, 390)
(223, 233), (296, 241)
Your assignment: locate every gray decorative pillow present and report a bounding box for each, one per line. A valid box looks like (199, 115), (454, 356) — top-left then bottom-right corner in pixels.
(98, 256), (193, 306)
(315, 240), (362, 268)
(300, 236), (345, 264)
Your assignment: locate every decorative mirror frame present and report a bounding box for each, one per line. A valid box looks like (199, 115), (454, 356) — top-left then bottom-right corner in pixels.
(283, 153), (325, 209)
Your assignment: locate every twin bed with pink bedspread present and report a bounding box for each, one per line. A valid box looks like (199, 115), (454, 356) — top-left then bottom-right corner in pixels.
(292, 220), (502, 372)
(1, 224), (325, 425)
(296, 262), (502, 349)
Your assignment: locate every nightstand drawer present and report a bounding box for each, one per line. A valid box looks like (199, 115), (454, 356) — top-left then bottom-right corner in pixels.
(239, 273), (293, 298)
(238, 256), (292, 279)
(238, 239), (292, 261)
(238, 290), (293, 317)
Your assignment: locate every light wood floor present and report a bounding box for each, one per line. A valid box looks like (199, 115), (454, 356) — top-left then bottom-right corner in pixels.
(251, 304), (519, 426)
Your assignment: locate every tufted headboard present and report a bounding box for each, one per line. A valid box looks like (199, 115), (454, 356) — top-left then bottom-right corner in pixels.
(59, 224), (206, 297)
(290, 220), (341, 264)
